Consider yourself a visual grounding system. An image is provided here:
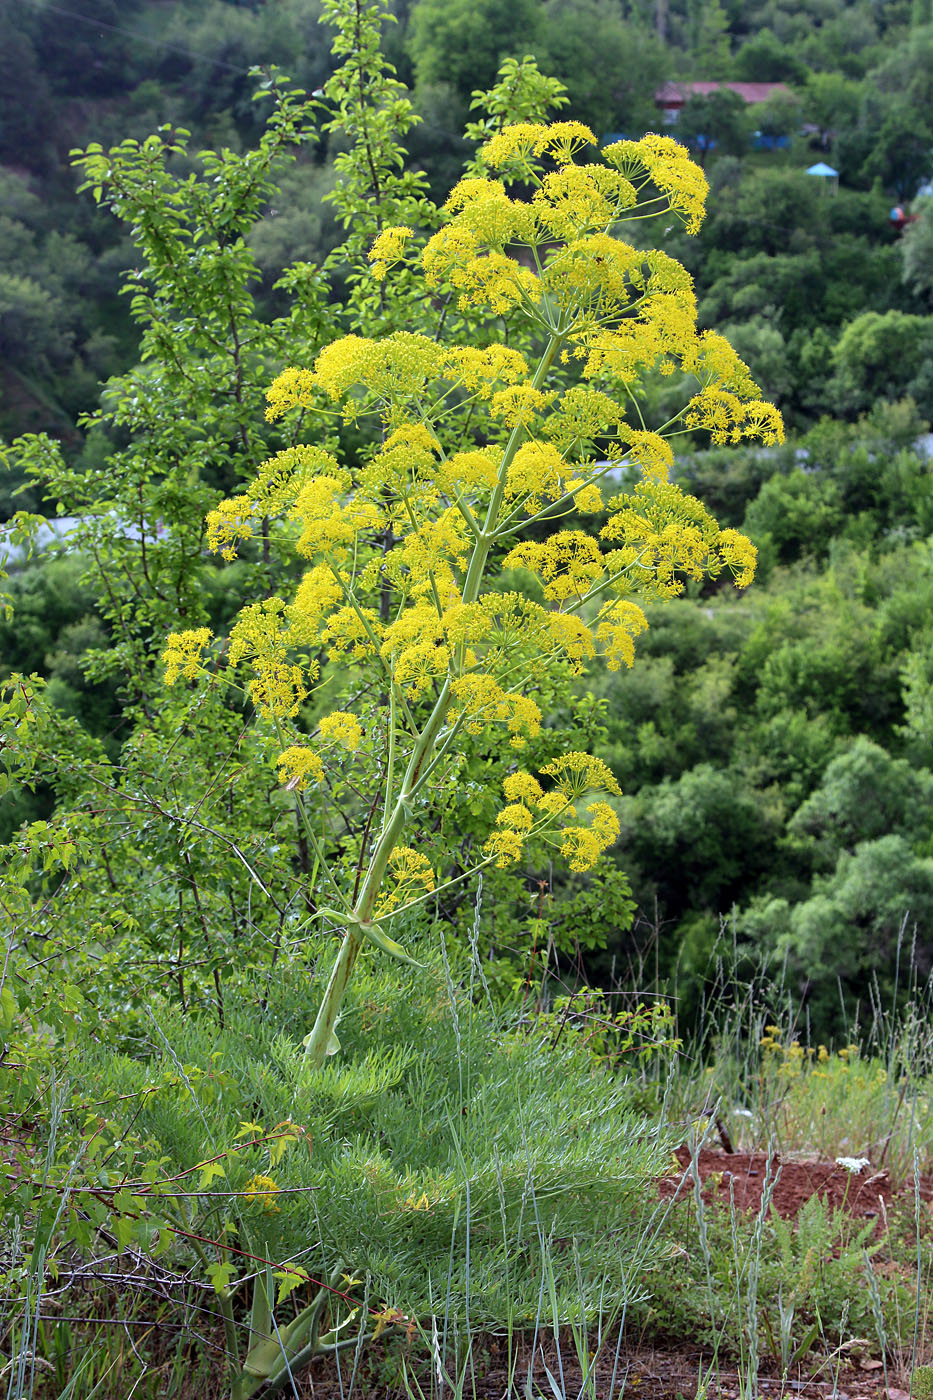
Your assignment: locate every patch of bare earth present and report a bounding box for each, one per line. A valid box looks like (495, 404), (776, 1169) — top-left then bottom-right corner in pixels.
(659, 1146), (933, 1220)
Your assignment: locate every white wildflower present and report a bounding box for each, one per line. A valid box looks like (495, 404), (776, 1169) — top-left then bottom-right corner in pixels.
(835, 1156), (870, 1174)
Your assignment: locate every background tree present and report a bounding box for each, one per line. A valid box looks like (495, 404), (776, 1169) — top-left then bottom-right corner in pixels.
(533, 0), (666, 137)
(677, 89), (751, 163)
(829, 309), (933, 415)
(902, 198), (933, 302)
(407, 0), (542, 102)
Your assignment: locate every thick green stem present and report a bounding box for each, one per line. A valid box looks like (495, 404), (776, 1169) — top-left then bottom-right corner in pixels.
(218, 1290), (243, 1400)
(301, 333), (563, 1068)
(302, 922), (365, 1069)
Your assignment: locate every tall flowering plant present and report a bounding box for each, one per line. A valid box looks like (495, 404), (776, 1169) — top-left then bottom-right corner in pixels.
(164, 121), (781, 1068)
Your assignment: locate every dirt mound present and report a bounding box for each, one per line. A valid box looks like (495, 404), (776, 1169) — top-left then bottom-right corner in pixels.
(659, 1146), (933, 1220)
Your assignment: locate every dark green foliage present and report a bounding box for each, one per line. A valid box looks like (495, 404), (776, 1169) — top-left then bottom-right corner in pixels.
(677, 89), (751, 162)
(407, 0), (542, 99)
(829, 311), (933, 415)
(532, 0), (666, 136)
(734, 27), (808, 83)
(787, 737), (933, 862)
(743, 468), (843, 565)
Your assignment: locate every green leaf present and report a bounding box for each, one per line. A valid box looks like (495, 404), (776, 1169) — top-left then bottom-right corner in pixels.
(197, 1159), (226, 1187)
(0, 985), (17, 1036)
(114, 1215), (136, 1251)
(274, 1264), (310, 1305)
(112, 1189), (141, 1215)
(208, 1259), (236, 1294)
(360, 920), (422, 967)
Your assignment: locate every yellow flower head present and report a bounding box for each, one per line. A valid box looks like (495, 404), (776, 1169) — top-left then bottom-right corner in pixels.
(602, 133), (708, 234)
(318, 711), (363, 751)
(448, 674), (542, 747)
(496, 802), (535, 832)
(595, 600), (649, 671)
(265, 367), (317, 421)
(369, 225), (413, 280)
(480, 120), (596, 171)
(504, 531), (606, 602)
(206, 497), (253, 560)
(505, 440), (569, 512)
(276, 746), (324, 791)
(163, 628), (213, 685)
(490, 384), (552, 428)
(714, 528), (757, 589)
(539, 751), (621, 798)
(241, 1173), (281, 1212)
(437, 447), (500, 494)
(503, 771), (544, 805)
(376, 846), (435, 914)
(320, 605), (382, 661)
(444, 344), (529, 395)
(483, 827), (526, 868)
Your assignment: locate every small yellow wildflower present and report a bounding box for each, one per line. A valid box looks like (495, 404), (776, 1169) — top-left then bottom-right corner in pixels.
(445, 344), (528, 393)
(715, 528), (757, 589)
(320, 605), (382, 660)
(318, 711), (363, 751)
(594, 600), (650, 671)
(288, 566), (344, 642)
(241, 1173), (281, 1212)
(504, 532), (606, 602)
(483, 827), (525, 867)
(496, 803), (535, 832)
(503, 772), (544, 805)
(602, 133), (709, 234)
(505, 440), (569, 512)
(276, 746), (325, 791)
(490, 384), (552, 428)
(480, 120), (596, 170)
(265, 367), (317, 421)
(448, 674), (542, 747)
(369, 225), (413, 280)
(557, 802), (620, 872)
(376, 846), (435, 913)
(162, 628), (213, 685)
(539, 751), (621, 797)
(206, 496), (252, 560)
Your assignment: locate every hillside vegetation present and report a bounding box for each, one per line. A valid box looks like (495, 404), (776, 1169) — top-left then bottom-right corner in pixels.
(1, 4), (933, 1394)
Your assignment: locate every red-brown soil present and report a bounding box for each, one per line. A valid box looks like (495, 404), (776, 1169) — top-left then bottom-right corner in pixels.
(659, 1146), (933, 1220)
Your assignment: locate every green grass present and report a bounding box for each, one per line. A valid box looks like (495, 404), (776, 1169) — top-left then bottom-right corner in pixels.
(3, 930), (932, 1400)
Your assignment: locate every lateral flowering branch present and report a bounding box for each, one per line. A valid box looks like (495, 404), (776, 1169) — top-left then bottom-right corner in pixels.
(163, 122), (780, 1069)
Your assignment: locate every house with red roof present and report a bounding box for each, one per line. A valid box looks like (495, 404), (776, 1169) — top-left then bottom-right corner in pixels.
(655, 81), (793, 124)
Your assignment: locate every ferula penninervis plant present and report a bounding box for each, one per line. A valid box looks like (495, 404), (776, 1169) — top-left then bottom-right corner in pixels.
(164, 121), (782, 1069)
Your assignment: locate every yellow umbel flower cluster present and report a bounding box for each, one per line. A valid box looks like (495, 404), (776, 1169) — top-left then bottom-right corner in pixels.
(318, 710), (363, 751)
(276, 745), (325, 791)
(274, 711), (362, 791)
(368, 224), (413, 280)
(376, 846), (435, 914)
(484, 756), (622, 871)
(228, 598), (316, 718)
(162, 628), (213, 685)
(240, 1173), (281, 1212)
